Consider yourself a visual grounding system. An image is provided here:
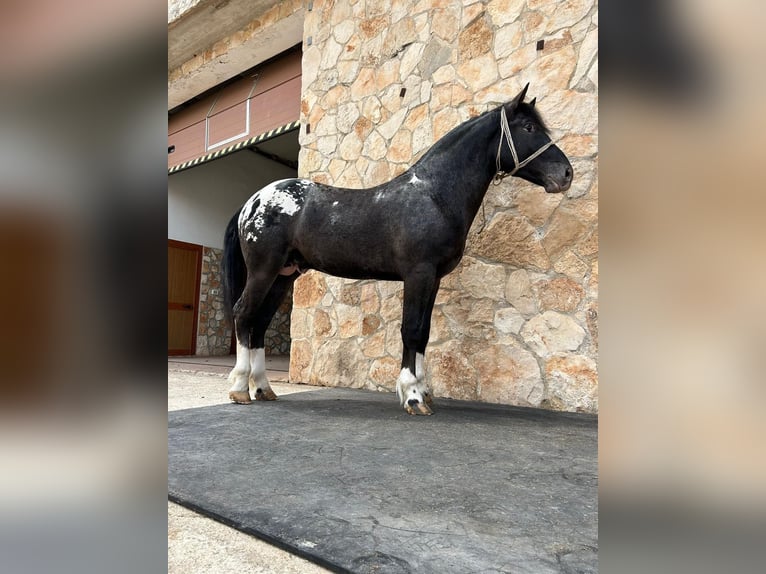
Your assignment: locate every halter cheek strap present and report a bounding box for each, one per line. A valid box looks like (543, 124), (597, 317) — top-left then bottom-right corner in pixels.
(478, 108), (556, 234)
(494, 107), (554, 185)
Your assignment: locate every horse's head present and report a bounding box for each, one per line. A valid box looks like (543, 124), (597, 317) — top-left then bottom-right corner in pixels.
(498, 85), (573, 193)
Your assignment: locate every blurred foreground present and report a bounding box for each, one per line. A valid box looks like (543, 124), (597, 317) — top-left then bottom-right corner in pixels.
(0, 1), (167, 572)
(600, 1), (766, 572)
(0, 1), (764, 572)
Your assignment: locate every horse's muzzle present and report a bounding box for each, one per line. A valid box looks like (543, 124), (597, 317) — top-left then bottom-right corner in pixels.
(544, 164), (573, 193)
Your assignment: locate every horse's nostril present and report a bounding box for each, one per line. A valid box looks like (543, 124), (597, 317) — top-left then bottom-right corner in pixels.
(565, 166), (572, 180)
(407, 398), (420, 406)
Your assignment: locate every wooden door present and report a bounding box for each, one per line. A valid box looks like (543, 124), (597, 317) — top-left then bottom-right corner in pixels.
(168, 240), (202, 355)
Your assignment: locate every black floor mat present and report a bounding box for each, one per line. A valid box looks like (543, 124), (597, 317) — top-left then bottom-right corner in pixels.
(168, 387), (597, 574)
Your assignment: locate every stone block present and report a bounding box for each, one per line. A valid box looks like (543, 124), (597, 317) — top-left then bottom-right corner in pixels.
(337, 304), (364, 338)
(400, 42), (426, 80)
(512, 185), (562, 226)
(432, 107), (461, 140)
(426, 12), (455, 43)
(552, 250), (589, 280)
(369, 356), (400, 389)
(314, 309), (334, 337)
(533, 277), (585, 312)
(475, 342), (544, 407)
(418, 38), (453, 80)
(457, 53), (498, 92)
(339, 132), (364, 161)
(470, 212), (550, 271)
(288, 338), (312, 382)
(487, 0), (526, 27)
(361, 329), (387, 358)
(542, 206), (589, 262)
(458, 14), (493, 60)
(544, 353), (598, 412)
(505, 269), (538, 317)
(457, 256), (507, 300)
(311, 339), (365, 388)
(363, 129), (387, 160)
(293, 272), (327, 308)
(494, 307), (525, 334)
(520, 311), (586, 357)
(540, 0), (592, 33)
(350, 67), (376, 100)
(427, 340), (478, 401)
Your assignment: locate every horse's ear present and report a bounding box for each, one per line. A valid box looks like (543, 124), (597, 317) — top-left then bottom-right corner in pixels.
(529, 97), (537, 108)
(508, 83), (529, 111)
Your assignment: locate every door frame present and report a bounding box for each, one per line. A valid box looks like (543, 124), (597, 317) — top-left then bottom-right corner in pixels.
(168, 238), (203, 356)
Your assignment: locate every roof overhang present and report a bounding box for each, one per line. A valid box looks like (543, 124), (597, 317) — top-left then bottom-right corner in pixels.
(168, 0), (304, 110)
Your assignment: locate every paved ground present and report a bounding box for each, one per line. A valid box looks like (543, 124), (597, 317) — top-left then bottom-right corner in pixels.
(168, 356), (331, 574)
(168, 356), (597, 573)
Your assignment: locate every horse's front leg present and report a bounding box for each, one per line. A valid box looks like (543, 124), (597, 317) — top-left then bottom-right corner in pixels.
(397, 267), (440, 415)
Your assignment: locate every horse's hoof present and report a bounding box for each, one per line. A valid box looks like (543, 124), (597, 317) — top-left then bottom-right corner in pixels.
(254, 388), (278, 401)
(229, 391), (253, 404)
(405, 401), (433, 416)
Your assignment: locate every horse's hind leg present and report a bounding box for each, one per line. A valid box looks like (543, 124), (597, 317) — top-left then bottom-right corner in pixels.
(228, 276), (268, 404)
(247, 275), (296, 401)
(228, 324), (255, 404)
(228, 273), (296, 403)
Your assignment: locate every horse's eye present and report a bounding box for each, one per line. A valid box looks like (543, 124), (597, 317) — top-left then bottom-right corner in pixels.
(524, 123), (535, 133)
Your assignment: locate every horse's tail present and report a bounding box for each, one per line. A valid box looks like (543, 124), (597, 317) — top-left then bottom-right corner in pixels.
(222, 207), (245, 323)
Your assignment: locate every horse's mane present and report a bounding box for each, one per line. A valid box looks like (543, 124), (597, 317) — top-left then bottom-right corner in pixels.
(457, 101), (550, 134)
(414, 100), (549, 167)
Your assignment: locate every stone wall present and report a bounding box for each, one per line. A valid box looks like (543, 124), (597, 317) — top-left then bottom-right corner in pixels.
(291, 0), (598, 412)
(264, 285), (294, 356)
(196, 247), (231, 356)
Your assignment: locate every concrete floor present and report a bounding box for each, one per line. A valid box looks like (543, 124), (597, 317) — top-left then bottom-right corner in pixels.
(168, 356), (331, 574)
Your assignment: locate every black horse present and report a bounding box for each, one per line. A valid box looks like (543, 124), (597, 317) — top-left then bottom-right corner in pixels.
(223, 85), (572, 415)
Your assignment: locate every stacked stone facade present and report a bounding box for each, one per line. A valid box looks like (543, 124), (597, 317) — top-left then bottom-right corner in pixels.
(264, 285), (294, 356)
(196, 247), (231, 356)
(291, 0), (598, 412)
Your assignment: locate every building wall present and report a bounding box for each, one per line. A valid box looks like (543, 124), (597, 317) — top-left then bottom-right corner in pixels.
(291, 0), (598, 412)
(169, 151), (296, 249)
(197, 246), (229, 356)
(169, 150), (298, 356)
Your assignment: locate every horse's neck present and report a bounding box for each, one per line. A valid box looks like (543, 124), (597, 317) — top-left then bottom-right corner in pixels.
(420, 112), (499, 227)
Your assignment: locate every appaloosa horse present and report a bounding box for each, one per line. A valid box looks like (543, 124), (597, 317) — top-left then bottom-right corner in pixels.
(223, 85), (572, 415)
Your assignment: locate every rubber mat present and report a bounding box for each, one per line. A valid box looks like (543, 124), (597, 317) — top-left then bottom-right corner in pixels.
(168, 386), (597, 573)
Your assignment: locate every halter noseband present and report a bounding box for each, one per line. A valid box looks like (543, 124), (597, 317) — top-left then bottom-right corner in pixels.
(493, 107), (553, 185)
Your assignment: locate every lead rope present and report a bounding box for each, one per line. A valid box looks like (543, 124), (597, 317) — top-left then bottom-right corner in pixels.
(477, 108), (555, 234)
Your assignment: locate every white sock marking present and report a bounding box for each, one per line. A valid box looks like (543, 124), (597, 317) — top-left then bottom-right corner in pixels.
(415, 353), (425, 380)
(228, 337), (251, 392)
(249, 347), (270, 391)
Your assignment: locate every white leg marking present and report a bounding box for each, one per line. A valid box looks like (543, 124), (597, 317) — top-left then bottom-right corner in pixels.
(415, 353), (425, 380)
(396, 366), (431, 414)
(415, 352), (434, 405)
(228, 337), (251, 393)
(396, 368), (418, 405)
(249, 348), (273, 396)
